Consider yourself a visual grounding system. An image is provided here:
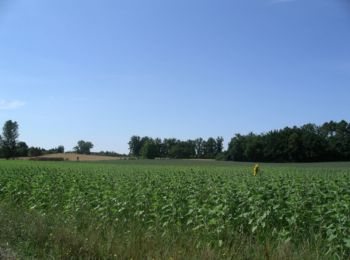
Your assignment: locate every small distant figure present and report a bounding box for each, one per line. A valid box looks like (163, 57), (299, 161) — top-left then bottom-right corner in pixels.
(253, 164), (259, 176)
(77, 156), (80, 161)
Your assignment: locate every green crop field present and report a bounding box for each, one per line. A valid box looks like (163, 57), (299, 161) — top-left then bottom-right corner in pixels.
(0, 160), (350, 259)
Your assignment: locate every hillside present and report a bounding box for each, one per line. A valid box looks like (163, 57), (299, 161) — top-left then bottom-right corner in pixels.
(33, 153), (121, 161)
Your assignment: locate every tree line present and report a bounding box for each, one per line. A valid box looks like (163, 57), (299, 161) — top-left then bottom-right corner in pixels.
(0, 120), (66, 159)
(225, 120), (350, 162)
(128, 136), (224, 159)
(2, 119), (350, 162)
(0, 120), (97, 159)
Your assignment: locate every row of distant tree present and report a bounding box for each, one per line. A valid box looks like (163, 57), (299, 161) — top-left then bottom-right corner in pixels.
(0, 120), (98, 159)
(225, 120), (350, 162)
(2, 119), (350, 162)
(0, 120), (66, 159)
(129, 120), (350, 162)
(128, 136), (224, 159)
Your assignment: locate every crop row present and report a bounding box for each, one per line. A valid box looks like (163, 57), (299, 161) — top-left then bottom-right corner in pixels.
(0, 162), (349, 257)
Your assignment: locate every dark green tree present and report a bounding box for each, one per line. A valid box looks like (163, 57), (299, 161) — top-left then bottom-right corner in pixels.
(16, 141), (29, 157)
(74, 140), (94, 154)
(140, 140), (159, 159)
(227, 134), (245, 161)
(57, 145), (65, 153)
(0, 120), (19, 159)
(227, 121), (350, 162)
(204, 137), (217, 159)
(194, 138), (205, 158)
(128, 136), (142, 157)
(28, 147), (44, 157)
(162, 138), (178, 157)
(168, 141), (195, 159)
(215, 137), (224, 154)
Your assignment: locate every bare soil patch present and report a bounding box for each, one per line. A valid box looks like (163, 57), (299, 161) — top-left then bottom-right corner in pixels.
(0, 247), (16, 260)
(29, 153), (122, 162)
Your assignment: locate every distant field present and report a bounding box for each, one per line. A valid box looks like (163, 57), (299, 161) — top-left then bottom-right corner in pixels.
(0, 160), (349, 259)
(24, 153), (122, 161)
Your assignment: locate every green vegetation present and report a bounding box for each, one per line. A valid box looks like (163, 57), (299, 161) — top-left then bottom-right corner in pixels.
(74, 140), (94, 155)
(0, 160), (349, 259)
(0, 120), (19, 159)
(128, 136), (224, 159)
(0, 120), (65, 159)
(128, 120), (350, 162)
(226, 121), (350, 162)
(1, 119), (350, 163)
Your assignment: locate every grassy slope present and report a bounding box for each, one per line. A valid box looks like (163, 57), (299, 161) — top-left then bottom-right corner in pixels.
(25, 153), (122, 161)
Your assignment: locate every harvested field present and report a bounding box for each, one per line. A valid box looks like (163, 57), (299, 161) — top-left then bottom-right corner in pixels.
(29, 153), (121, 162)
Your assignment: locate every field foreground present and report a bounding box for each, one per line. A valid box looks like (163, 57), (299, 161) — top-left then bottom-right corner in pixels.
(0, 160), (350, 259)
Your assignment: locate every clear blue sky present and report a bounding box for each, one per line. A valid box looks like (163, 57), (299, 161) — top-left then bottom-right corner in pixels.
(0, 0), (349, 153)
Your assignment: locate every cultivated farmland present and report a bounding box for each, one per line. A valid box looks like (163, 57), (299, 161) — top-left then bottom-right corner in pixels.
(0, 160), (350, 259)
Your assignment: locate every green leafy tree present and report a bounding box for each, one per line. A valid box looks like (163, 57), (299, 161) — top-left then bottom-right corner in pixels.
(16, 141), (29, 157)
(57, 145), (65, 153)
(140, 140), (159, 159)
(215, 137), (224, 154)
(0, 120), (19, 159)
(162, 138), (178, 157)
(28, 147), (44, 157)
(194, 138), (205, 158)
(227, 121), (350, 162)
(74, 140), (94, 154)
(128, 136), (142, 157)
(204, 137), (217, 159)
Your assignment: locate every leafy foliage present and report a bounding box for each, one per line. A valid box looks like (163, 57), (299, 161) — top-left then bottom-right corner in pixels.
(227, 120), (350, 162)
(0, 120), (19, 159)
(0, 160), (349, 258)
(74, 140), (94, 154)
(129, 136), (224, 159)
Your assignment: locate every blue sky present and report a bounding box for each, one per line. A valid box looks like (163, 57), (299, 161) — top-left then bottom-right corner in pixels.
(0, 0), (349, 153)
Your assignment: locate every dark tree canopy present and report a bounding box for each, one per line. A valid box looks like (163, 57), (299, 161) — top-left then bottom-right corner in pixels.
(128, 135), (142, 157)
(16, 141), (29, 157)
(128, 136), (224, 159)
(226, 120), (350, 162)
(74, 140), (94, 154)
(140, 140), (160, 159)
(1, 118), (349, 162)
(0, 120), (19, 159)
(57, 145), (65, 153)
(28, 147), (45, 157)
(0, 119), (63, 158)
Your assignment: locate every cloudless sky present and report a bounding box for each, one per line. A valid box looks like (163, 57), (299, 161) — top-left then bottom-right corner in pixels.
(0, 0), (349, 153)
